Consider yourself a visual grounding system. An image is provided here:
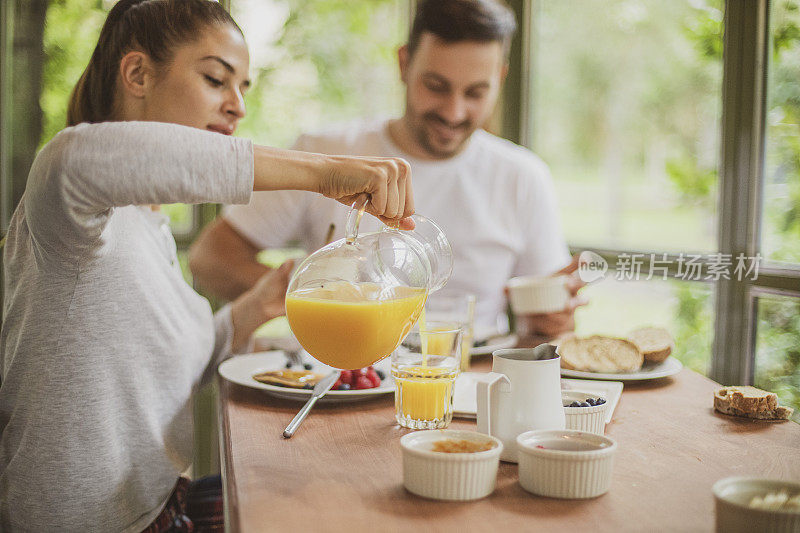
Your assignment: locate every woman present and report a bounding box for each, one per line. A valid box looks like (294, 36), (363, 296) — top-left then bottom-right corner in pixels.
(0, 1), (413, 531)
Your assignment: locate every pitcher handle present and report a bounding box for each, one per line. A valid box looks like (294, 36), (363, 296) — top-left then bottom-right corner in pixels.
(476, 372), (511, 437)
(345, 194), (369, 243)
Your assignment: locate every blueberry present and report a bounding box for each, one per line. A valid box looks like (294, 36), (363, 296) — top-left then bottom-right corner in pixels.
(376, 369), (386, 380)
(303, 363), (313, 370)
(285, 361), (292, 369)
(586, 398), (596, 406)
(569, 401), (581, 407)
(596, 398), (606, 405)
(579, 401), (591, 408)
(338, 383), (351, 391)
(303, 384), (313, 389)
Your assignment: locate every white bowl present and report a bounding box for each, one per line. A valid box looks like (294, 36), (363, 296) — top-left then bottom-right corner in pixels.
(507, 275), (569, 314)
(400, 429), (503, 501)
(516, 429), (617, 499)
(562, 391), (607, 435)
(713, 477), (800, 533)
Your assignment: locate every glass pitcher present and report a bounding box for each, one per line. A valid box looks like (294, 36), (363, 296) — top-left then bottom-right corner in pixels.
(285, 199), (453, 370)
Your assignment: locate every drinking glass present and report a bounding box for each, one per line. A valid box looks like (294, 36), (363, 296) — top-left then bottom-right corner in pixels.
(424, 292), (476, 371)
(392, 322), (463, 429)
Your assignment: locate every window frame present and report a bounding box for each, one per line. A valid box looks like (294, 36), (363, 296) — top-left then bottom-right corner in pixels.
(1, 0), (12, 234)
(519, 0), (800, 385)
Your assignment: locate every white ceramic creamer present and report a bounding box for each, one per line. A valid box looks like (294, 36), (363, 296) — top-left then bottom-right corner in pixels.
(476, 344), (566, 462)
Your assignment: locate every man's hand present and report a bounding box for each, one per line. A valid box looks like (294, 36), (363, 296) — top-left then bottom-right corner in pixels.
(514, 254), (588, 339)
(248, 260), (294, 321)
(230, 260), (294, 352)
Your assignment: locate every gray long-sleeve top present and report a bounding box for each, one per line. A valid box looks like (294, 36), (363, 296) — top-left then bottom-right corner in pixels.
(0, 121), (253, 532)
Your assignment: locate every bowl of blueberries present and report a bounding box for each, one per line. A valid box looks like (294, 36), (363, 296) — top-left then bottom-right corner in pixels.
(562, 391), (608, 435)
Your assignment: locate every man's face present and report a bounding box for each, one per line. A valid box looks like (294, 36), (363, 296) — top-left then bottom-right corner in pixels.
(400, 33), (507, 159)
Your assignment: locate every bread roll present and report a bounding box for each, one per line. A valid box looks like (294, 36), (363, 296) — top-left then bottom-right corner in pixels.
(627, 326), (673, 364)
(557, 335), (643, 373)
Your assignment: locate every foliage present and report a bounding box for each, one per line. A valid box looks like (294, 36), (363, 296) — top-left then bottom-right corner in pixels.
(671, 281), (714, 375)
(753, 0), (800, 420)
(534, 0), (723, 252)
(41, 0), (106, 147)
(233, 0), (404, 148)
(664, 157), (717, 208)
(764, 0), (800, 264)
(755, 296), (800, 422)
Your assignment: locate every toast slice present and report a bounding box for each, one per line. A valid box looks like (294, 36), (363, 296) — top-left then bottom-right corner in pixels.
(557, 335), (643, 373)
(627, 326), (673, 364)
(714, 386), (794, 420)
(253, 369), (324, 388)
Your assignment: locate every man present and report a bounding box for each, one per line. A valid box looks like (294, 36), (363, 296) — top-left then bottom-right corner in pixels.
(189, 0), (583, 339)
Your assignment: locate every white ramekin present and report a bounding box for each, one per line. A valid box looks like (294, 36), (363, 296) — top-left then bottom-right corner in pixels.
(713, 477), (800, 533)
(516, 429), (617, 499)
(507, 275), (569, 314)
(562, 391), (608, 435)
(400, 429), (503, 501)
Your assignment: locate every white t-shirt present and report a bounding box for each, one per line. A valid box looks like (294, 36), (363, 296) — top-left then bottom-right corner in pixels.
(225, 119), (570, 334)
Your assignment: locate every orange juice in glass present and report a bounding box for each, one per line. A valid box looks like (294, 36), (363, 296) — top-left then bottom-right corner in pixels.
(392, 322), (463, 429)
(286, 281), (427, 370)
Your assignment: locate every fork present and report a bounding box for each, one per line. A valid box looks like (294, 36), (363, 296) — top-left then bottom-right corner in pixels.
(285, 350), (312, 370)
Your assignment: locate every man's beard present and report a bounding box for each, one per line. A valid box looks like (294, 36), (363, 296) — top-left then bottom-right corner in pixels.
(407, 107), (477, 159)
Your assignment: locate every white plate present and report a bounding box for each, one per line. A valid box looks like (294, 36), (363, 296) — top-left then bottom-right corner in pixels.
(218, 351), (394, 402)
(470, 334), (518, 356)
(559, 356), (683, 381)
(452, 373), (623, 424)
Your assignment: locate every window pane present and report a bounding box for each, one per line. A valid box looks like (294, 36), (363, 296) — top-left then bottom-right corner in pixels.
(232, 0), (406, 147)
(754, 293), (800, 423)
(41, 0), (108, 146)
(762, 1), (800, 265)
(177, 250), (192, 285)
(574, 275), (714, 375)
(160, 204), (194, 236)
(530, 0), (723, 253)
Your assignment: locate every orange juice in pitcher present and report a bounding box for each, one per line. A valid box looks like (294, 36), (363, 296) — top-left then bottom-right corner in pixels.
(286, 281), (427, 369)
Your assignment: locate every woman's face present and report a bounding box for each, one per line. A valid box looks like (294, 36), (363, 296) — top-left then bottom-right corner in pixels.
(141, 24), (250, 135)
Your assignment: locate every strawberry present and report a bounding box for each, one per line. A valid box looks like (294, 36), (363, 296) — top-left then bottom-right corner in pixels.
(354, 375), (374, 390)
(331, 378), (342, 390)
(351, 368), (367, 385)
(339, 370), (353, 384)
(365, 367), (381, 387)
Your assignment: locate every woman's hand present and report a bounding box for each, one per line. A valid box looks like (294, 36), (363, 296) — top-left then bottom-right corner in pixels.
(317, 155), (415, 229)
(252, 146), (415, 230)
(230, 260), (294, 352)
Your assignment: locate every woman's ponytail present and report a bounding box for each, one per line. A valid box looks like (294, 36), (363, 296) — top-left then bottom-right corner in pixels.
(67, 0), (242, 126)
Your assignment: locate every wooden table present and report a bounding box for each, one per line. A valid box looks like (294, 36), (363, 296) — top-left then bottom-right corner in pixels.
(217, 358), (800, 532)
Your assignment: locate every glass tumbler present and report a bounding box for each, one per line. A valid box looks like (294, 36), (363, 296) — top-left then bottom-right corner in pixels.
(392, 322), (463, 429)
(424, 292), (476, 371)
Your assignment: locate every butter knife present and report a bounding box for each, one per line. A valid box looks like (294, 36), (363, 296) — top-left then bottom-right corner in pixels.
(282, 370), (340, 438)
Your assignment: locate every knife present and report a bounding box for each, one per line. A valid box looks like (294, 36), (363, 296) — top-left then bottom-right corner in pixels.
(282, 370), (340, 438)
